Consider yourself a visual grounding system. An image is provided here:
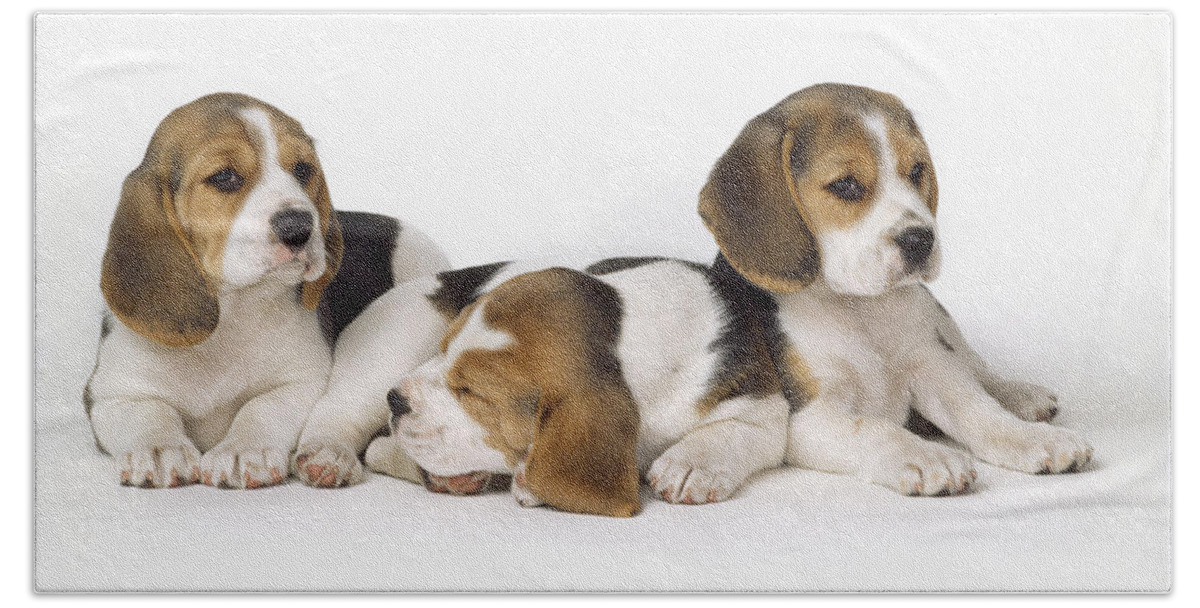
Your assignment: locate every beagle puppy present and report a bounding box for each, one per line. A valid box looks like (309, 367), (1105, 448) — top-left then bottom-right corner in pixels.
(84, 93), (449, 489)
(698, 83), (1093, 495)
(390, 261), (789, 516)
(293, 257), (789, 510)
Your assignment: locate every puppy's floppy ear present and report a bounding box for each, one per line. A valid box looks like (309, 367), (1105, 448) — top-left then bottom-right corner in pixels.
(699, 112), (819, 293)
(524, 382), (641, 518)
(300, 195), (343, 310)
(100, 166), (219, 347)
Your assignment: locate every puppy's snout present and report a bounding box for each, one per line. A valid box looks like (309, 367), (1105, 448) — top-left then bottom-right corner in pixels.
(270, 208), (314, 250)
(387, 388), (412, 418)
(894, 226), (935, 268)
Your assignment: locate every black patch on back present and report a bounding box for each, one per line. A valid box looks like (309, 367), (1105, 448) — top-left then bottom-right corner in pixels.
(702, 254), (785, 403)
(426, 262), (511, 319)
(570, 272), (627, 391)
(586, 256), (670, 276)
(709, 254), (820, 412)
(316, 211), (401, 346)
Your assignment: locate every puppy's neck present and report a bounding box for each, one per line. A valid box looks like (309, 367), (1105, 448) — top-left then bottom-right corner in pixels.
(215, 278), (309, 329)
(787, 276), (866, 307)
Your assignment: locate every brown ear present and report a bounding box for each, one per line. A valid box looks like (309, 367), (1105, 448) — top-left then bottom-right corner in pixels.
(300, 203), (343, 310)
(524, 384), (641, 518)
(100, 167), (219, 347)
(698, 113), (819, 292)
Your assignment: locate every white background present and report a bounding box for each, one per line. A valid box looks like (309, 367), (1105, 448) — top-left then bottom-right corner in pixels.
(15, 2), (1182, 602)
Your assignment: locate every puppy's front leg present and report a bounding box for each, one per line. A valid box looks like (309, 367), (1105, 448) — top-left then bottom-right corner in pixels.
(784, 374), (977, 496)
(648, 394), (788, 504)
(294, 277), (449, 487)
(788, 407), (977, 496)
(929, 302), (1060, 423)
(90, 399), (201, 488)
(199, 380), (325, 489)
(909, 352), (1092, 474)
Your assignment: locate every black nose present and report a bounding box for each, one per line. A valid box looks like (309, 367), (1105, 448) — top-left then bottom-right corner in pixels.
(387, 389), (411, 418)
(270, 208), (313, 250)
(894, 227), (935, 268)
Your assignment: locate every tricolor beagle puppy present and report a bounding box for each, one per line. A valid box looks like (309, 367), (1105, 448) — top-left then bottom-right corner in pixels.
(396, 261), (788, 516)
(699, 83), (1093, 495)
(294, 258), (790, 513)
(84, 93), (448, 489)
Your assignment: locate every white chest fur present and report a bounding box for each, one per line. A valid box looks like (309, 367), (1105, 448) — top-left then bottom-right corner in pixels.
(90, 283), (331, 452)
(775, 280), (943, 422)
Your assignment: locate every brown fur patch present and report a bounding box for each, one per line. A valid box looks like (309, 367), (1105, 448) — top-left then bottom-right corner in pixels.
(442, 268), (641, 517)
(694, 361), (780, 418)
(884, 121), (938, 215)
(698, 113), (819, 293)
(100, 93), (341, 346)
(789, 112), (878, 233)
(779, 345), (820, 405)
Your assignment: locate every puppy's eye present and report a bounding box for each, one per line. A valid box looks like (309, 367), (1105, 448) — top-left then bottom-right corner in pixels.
(909, 162), (926, 186)
(293, 161), (315, 186)
(205, 168), (244, 193)
(452, 385), (473, 398)
(826, 176), (866, 202)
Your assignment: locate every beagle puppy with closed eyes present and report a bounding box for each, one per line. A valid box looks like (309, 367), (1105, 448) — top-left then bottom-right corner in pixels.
(84, 93), (449, 489)
(699, 83), (1093, 496)
(383, 261), (789, 516)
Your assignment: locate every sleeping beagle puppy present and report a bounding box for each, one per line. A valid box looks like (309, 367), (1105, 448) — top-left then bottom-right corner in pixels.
(293, 257), (789, 510)
(84, 93), (449, 489)
(698, 83), (1093, 495)
(388, 261), (789, 516)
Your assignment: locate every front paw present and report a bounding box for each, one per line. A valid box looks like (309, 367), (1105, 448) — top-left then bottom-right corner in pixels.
(200, 447), (289, 489)
(119, 445), (201, 488)
(994, 381), (1060, 423)
(647, 453), (739, 505)
(868, 439), (977, 496)
(972, 423), (1093, 474)
(292, 443), (363, 488)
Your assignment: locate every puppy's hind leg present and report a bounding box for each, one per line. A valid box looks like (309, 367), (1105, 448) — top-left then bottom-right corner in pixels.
(647, 393), (788, 505)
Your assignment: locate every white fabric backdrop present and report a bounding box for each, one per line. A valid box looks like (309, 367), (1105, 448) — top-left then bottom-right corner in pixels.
(34, 13), (1170, 591)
